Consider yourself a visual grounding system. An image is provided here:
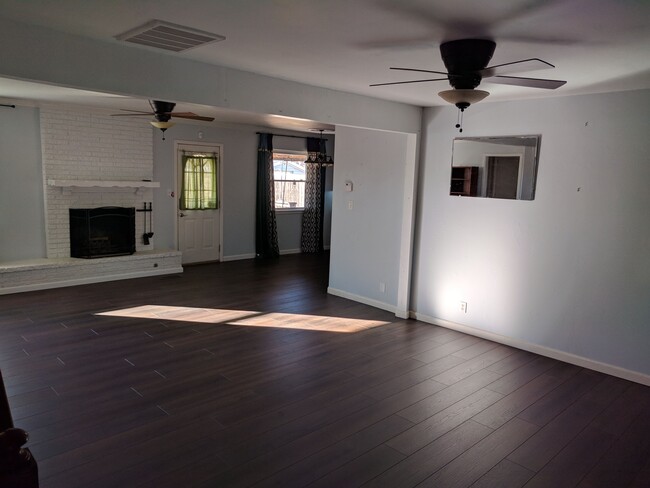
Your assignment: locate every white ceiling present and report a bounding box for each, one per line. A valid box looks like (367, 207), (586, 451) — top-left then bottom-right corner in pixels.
(0, 0), (649, 130)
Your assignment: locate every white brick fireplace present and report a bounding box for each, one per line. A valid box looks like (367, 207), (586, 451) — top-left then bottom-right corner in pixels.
(0, 106), (182, 294)
(41, 107), (154, 257)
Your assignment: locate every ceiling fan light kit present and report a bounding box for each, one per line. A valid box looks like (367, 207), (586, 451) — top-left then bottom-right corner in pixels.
(371, 38), (566, 132)
(150, 121), (175, 140)
(438, 89), (490, 108)
(438, 89), (490, 132)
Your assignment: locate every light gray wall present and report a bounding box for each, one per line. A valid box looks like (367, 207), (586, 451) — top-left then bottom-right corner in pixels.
(0, 106), (46, 261)
(273, 135), (334, 253)
(0, 17), (421, 134)
(0, 13), (417, 264)
(413, 89), (650, 377)
(153, 124), (256, 258)
(0, 106), (334, 263)
(153, 123), (334, 258)
(276, 212), (303, 252)
(329, 126), (412, 309)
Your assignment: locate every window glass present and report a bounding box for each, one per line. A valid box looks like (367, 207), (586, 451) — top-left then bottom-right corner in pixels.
(273, 152), (306, 209)
(181, 154), (218, 210)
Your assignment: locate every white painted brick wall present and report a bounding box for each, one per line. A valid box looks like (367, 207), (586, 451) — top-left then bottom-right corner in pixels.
(40, 107), (154, 258)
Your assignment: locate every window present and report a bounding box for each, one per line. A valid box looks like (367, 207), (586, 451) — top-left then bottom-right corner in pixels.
(180, 153), (218, 210)
(273, 152), (306, 209)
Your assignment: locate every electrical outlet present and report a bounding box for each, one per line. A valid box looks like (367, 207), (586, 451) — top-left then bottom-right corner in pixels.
(347, 200), (354, 210)
(379, 282), (386, 293)
(460, 301), (468, 313)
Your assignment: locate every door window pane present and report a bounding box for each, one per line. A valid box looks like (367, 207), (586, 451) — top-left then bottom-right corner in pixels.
(181, 155), (218, 210)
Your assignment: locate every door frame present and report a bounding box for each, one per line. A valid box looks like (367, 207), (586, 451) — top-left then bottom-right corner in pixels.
(173, 140), (224, 261)
(482, 153), (524, 199)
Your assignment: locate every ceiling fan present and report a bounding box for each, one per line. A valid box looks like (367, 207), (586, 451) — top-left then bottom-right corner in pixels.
(371, 39), (566, 131)
(112, 100), (215, 139)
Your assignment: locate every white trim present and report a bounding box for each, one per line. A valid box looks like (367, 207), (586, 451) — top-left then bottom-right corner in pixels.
(273, 148), (308, 156)
(47, 179), (160, 188)
(327, 287), (396, 314)
(279, 248), (301, 255)
(221, 253), (256, 262)
(396, 132), (419, 319)
(276, 208), (305, 214)
(412, 312), (650, 387)
(0, 267), (183, 295)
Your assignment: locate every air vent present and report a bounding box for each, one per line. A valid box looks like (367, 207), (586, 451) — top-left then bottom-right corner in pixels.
(115, 20), (225, 52)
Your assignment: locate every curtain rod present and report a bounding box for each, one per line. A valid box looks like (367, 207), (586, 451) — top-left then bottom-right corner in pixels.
(256, 132), (309, 140)
(256, 132), (332, 140)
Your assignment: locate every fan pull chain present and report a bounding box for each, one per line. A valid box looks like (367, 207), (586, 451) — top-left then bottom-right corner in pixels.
(455, 108), (464, 133)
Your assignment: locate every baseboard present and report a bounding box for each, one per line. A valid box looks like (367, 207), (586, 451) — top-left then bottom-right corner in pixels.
(0, 267), (184, 295)
(394, 309), (410, 319)
(221, 253), (256, 262)
(222, 249), (323, 260)
(221, 250), (303, 260)
(327, 287), (396, 314)
(412, 312), (650, 387)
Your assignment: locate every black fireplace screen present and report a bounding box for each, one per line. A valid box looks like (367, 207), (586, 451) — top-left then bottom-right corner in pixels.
(69, 207), (135, 258)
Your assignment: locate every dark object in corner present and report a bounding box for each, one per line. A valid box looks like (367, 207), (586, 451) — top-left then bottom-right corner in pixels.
(0, 370), (39, 487)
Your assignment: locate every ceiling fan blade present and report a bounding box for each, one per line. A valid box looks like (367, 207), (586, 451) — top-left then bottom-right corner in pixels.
(110, 113), (154, 117)
(488, 75), (566, 89)
(480, 58), (554, 77)
(390, 67), (450, 76)
(119, 108), (153, 114)
(173, 113), (215, 122)
(370, 78), (449, 87)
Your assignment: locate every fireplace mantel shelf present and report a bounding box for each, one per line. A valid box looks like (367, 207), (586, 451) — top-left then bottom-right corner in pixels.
(47, 179), (160, 189)
(47, 179), (160, 194)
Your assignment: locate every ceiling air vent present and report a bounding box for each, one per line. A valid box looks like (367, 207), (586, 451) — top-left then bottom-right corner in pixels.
(115, 20), (225, 52)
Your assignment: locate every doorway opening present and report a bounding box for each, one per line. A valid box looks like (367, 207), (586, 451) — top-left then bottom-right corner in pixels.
(175, 142), (223, 265)
(486, 156), (522, 200)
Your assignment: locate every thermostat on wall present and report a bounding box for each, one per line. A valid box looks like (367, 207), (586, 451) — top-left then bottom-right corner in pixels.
(344, 181), (353, 192)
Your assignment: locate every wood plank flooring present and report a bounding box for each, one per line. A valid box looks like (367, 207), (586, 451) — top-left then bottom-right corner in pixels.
(1, 253), (649, 487)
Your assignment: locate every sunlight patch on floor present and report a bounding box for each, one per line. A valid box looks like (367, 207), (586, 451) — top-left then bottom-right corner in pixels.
(228, 312), (388, 333)
(96, 305), (389, 333)
(97, 305), (255, 323)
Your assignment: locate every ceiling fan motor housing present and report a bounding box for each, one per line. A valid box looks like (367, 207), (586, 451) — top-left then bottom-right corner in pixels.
(152, 100), (176, 122)
(440, 39), (496, 89)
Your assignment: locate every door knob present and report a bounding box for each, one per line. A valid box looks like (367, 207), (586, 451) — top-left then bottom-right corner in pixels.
(179, 212), (185, 217)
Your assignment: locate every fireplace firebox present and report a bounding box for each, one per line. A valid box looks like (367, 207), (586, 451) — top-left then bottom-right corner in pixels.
(69, 207), (135, 258)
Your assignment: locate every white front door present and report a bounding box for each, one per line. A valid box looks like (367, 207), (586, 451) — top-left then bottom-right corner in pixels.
(177, 143), (222, 264)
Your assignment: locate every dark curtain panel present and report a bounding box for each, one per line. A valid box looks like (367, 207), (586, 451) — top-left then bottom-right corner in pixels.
(255, 133), (279, 258)
(301, 137), (325, 253)
(318, 138), (327, 252)
(319, 164), (327, 250)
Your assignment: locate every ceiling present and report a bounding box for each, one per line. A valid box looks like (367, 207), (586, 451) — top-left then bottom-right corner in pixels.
(0, 0), (649, 130)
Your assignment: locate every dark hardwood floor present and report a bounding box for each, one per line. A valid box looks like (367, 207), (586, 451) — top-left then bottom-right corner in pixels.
(1, 253), (649, 487)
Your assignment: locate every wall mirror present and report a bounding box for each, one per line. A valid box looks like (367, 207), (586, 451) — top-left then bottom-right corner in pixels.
(450, 135), (541, 200)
